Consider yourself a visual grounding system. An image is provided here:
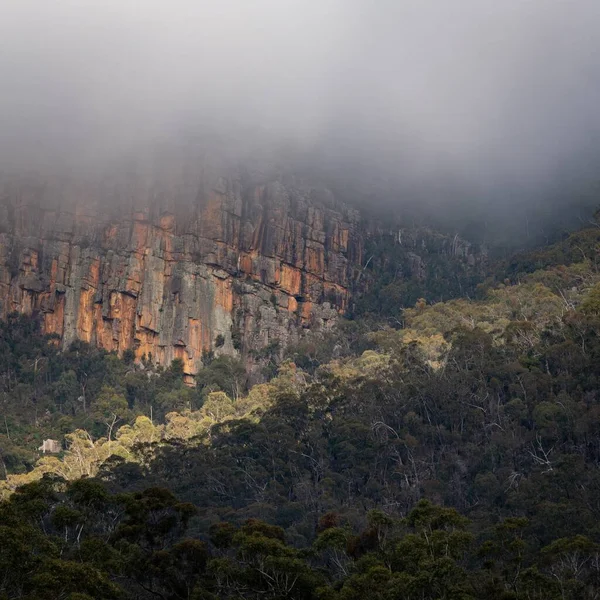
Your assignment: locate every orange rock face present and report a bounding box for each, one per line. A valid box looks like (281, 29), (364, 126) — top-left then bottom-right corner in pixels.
(0, 174), (363, 379)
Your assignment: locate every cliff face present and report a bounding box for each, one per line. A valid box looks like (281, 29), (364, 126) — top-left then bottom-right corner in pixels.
(0, 173), (363, 381)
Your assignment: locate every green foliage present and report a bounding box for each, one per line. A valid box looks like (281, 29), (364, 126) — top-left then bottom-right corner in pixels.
(353, 229), (485, 322)
(580, 282), (600, 316)
(0, 315), (247, 477)
(503, 226), (600, 278)
(3, 224), (600, 597)
(285, 320), (375, 374)
(195, 355), (246, 400)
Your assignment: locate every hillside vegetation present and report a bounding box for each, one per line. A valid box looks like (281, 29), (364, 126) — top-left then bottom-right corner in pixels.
(2, 223), (600, 599)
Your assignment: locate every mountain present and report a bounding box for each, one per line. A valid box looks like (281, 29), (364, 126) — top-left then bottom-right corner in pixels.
(0, 166), (488, 382)
(1, 220), (600, 598)
(0, 170), (364, 382)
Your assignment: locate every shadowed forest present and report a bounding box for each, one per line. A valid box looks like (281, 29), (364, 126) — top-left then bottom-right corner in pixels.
(2, 218), (600, 598)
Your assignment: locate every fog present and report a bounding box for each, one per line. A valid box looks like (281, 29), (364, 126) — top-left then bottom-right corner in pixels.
(2, 0), (600, 236)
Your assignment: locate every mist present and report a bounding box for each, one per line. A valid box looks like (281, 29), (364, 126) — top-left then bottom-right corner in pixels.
(2, 0), (600, 238)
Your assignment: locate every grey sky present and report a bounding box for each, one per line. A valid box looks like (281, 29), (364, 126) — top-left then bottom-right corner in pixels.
(1, 0), (600, 196)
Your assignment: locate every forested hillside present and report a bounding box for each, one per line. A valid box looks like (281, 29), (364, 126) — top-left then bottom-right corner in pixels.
(2, 221), (600, 599)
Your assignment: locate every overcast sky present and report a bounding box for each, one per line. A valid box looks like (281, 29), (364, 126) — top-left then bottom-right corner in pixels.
(1, 0), (600, 201)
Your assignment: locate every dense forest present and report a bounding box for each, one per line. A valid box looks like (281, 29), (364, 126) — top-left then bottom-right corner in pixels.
(2, 219), (600, 599)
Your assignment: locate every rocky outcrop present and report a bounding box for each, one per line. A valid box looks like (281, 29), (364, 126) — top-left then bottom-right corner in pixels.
(0, 172), (363, 381)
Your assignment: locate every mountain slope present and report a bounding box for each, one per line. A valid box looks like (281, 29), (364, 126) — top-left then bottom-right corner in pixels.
(2, 222), (600, 599)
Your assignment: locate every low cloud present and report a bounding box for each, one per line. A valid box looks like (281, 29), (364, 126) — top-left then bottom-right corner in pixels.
(1, 0), (599, 231)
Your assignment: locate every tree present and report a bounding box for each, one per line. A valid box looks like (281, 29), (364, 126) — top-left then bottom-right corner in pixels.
(92, 386), (131, 442)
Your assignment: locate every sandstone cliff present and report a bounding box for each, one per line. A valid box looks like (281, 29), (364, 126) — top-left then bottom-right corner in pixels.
(0, 171), (363, 381)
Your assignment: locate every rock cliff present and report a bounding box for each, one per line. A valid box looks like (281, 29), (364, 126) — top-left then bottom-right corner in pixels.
(0, 171), (363, 381)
